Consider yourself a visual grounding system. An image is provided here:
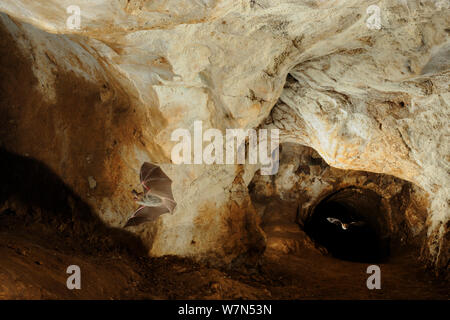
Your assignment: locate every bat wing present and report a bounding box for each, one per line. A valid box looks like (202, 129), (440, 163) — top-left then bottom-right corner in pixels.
(125, 205), (169, 227)
(350, 220), (366, 227)
(140, 162), (174, 201)
(326, 217), (343, 227)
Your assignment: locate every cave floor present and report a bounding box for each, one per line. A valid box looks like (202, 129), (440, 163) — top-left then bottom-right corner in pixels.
(0, 215), (448, 300)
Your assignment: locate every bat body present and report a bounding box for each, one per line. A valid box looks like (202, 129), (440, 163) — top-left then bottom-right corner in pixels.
(136, 193), (163, 207)
(326, 217), (365, 230)
(125, 162), (176, 227)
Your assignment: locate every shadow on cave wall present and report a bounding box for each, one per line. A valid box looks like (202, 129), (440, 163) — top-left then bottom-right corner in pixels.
(0, 147), (147, 256)
(0, 14), (154, 256)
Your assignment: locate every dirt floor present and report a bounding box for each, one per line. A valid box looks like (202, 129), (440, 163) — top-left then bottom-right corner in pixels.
(0, 206), (448, 300)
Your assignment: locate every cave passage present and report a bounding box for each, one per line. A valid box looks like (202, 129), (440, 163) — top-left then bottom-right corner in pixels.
(304, 188), (390, 263)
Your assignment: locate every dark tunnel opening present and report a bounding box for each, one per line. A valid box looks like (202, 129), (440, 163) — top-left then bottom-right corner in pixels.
(304, 187), (390, 263)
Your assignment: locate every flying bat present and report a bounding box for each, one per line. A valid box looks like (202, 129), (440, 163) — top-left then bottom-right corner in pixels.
(125, 162), (176, 227)
(326, 217), (365, 230)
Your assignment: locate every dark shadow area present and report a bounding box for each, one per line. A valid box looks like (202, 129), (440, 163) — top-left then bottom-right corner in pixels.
(0, 147), (147, 256)
(304, 187), (390, 263)
(0, 14), (149, 258)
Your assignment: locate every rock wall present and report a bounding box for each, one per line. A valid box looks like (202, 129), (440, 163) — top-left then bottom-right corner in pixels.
(0, 1), (448, 271)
